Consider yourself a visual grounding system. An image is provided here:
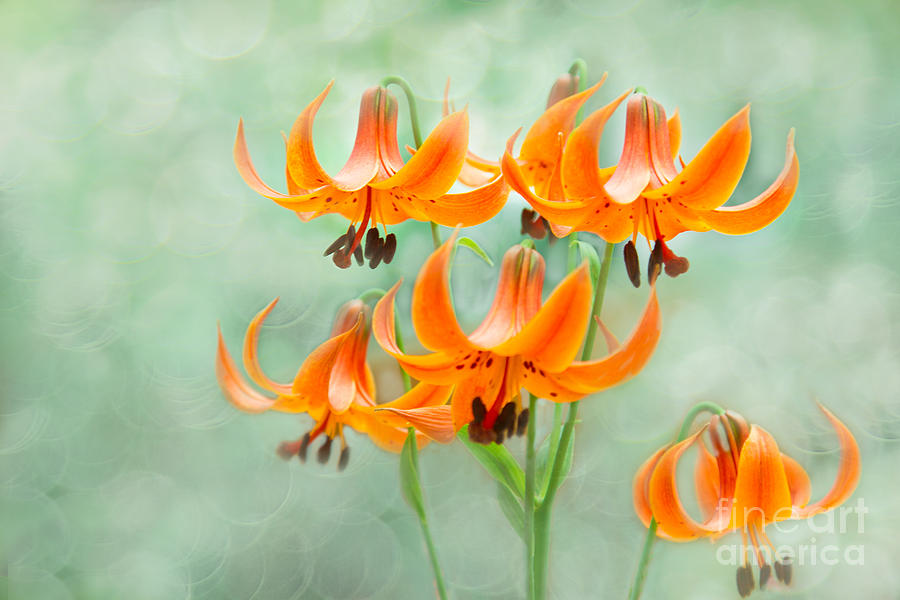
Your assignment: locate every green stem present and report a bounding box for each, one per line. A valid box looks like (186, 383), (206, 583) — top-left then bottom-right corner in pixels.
(530, 239), (615, 600)
(627, 401), (726, 600)
(357, 288), (387, 304)
(409, 430), (449, 600)
(380, 75), (423, 148)
(524, 393), (538, 600)
(430, 222), (442, 250)
(568, 59), (587, 91)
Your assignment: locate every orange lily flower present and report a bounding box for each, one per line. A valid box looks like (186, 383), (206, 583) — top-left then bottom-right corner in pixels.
(216, 298), (453, 468)
(234, 82), (509, 268)
(372, 232), (662, 444)
(633, 406), (860, 597)
(443, 74), (612, 240)
(504, 91), (799, 286)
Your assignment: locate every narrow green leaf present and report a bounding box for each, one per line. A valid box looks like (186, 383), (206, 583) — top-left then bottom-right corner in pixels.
(399, 429), (426, 520)
(537, 425), (575, 500)
(496, 481), (525, 542)
(456, 237), (494, 266)
(458, 425), (526, 499)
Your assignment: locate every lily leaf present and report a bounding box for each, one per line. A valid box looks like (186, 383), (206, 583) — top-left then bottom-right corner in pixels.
(537, 427), (575, 500)
(457, 236), (494, 266)
(496, 481), (525, 542)
(399, 429), (426, 520)
(458, 425), (526, 499)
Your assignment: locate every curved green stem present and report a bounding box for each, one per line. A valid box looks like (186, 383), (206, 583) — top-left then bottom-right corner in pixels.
(524, 393), (538, 599)
(380, 75), (423, 148)
(627, 400), (726, 600)
(568, 59), (587, 91)
(356, 288), (387, 304)
(409, 433), (448, 600)
(430, 222), (442, 250)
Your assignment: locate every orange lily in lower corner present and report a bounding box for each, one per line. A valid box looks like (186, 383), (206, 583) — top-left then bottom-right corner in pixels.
(372, 231), (662, 445)
(234, 81), (509, 269)
(633, 405), (860, 597)
(216, 298), (453, 469)
(505, 91), (799, 287)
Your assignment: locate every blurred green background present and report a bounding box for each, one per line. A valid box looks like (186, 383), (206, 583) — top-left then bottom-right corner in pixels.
(2, 0), (898, 598)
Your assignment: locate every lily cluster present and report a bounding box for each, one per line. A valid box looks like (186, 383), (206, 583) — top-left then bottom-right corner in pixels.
(217, 66), (860, 600)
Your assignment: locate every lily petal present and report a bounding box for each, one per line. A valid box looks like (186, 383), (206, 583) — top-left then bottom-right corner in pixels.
(603, 94), (653, 205)
(415, 172), (509, 227)
(376, 405), (455, 444)
(372, 282), (469, 384)
(695, 440), (722, 521)
(519, 78), (605, 191)
(371, 111), (468, 198)
(697, 129), (798, 235)
(644, 106), (752, 210)
(469, 245), (545, 348)
(634, 446), (667, 528)
(667, 109), (681, 160)
(781, 453), (812, 508)
(490, 263), (593, 372)
(324, 86), (381, 192)
(729, 425), (792, 528)
(561, 89), (631, 199)
(216, 325), (278, 413)
(285, 81), (338, 190)
(794, 404), (860, 518)
(410, 231), (475, 352)
(242, 298), (293, 395)
(553, 286), (661, 393)
(284, 321), (360, 412)
(648, 428), (722, 540)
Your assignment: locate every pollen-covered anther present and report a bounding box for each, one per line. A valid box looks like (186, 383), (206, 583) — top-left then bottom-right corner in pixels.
(338, 445), (350, 471)
(520, 208), (548, 240)
(624, 240), (641, 287)
(758, 563), (772, 589)
(736, 564), (755, 598)
(774, 558), (792, 585)
(659, 239), (689, 278)
(316, 436), (334, 464)
(647, 240), (664, 285)
(516, 408), (529, 436)
(298, 432), (312, 463)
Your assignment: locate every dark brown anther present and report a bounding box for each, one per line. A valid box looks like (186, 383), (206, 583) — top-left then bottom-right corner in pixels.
(736, 564), (755, 598)
(353, 243), (364, 266)
(332, 249), (352, 269)
(298, 433), (311, 463)
(368, 237), (385, 269)
(516, 408), (529, 436)
(624, 240), (641, 287)
(774, 558), (792, 585)
(520, 208), (533, 236)
(316, 437), (333, 464)
(345, 225), (356, 248)
(276, 441), (297, 460)
(364, 227), (380, 259)
(648, 240), (663, 285)
(471, 397), (486, 424)
(664, 255), (690, 278)
(324, 234), (347, 257)
(338, 446), (350, 471)
(467, 422), (496, 444)
(494, 403), (516, 438)
(382, 233), (397, 264)
(758, 564), (771, 589)
(520, 208), (547, 240)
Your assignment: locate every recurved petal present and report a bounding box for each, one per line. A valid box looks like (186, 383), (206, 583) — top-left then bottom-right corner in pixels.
(327, 314), (367, 414)
(375, 405), (455, 443)
(648, 429), (721, 540)
(490, 263), (593, 372)
(644, 105), (752, 210)
(561, 89), (631, 199)
(794, 404), (860, 519)
(603, 94), (652, 205)
(554, 286), (661, 393)
(325, 86), (382, 192)
(216, 325), (277, 413)
(286, 81), (338, 190)
(343, 406), (428, 453)
(415, 172), (509, 227)
(729, 425), (793, 529)
(519, 78), (605, 166)
(371, 111), (468, 198)
(411, 231), (476, 352)
(634, 446), (667, 528)
(781, 453), (812, 509)
(468, 245), (545, 348)
(696, 129), (798, 235)
(288, 322), (359, 411)
(243, 298), (293, 395)
(502, 133), (591, 228)
(667, 109), (681, 160)
(695, 440), (722, 521)
(372, 282), (468, 384)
